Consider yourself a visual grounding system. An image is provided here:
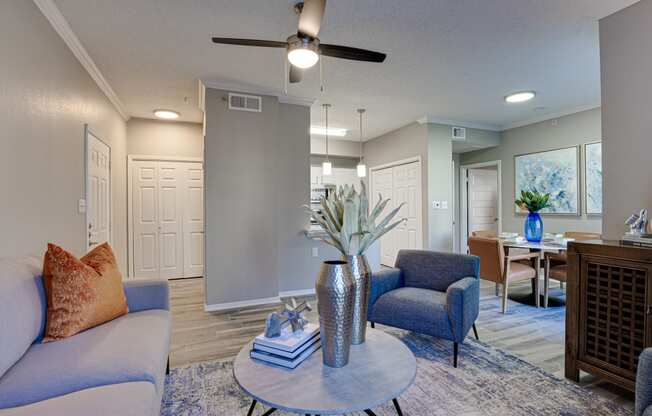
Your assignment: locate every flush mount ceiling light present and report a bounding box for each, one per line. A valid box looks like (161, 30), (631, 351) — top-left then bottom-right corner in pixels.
(153, 109), (180, 120)
(310, 126), (347, 137)
(504, 91), (536, 104)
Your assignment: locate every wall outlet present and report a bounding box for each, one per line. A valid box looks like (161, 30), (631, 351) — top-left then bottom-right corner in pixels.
(432, 200), (441, 209)
(311, 247), (319, 257)
(441, 200), (449, 209)
(78, 198), (86, 214)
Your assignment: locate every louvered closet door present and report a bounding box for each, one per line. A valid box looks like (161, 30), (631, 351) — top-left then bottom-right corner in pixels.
(157, 162), (184, 279)
(182, 163), (204, 278)
(132, 161), (160, 279)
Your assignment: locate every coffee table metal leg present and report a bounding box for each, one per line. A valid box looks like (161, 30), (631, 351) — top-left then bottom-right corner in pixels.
(393, 398), (404, 416)
(246, 400), (257, 416)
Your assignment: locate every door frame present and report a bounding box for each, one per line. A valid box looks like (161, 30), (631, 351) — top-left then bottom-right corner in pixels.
(127, 155), (203, 278)
(459, 160), (502, 253)
(85, 125), (112, 250)
(369, 156), (423, 265)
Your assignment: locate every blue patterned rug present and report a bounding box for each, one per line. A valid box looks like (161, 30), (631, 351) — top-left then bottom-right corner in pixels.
(161, 327), (629, 416)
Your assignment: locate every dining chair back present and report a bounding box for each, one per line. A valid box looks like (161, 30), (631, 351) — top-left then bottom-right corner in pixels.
(468, 237), (504, 284)
(471, 230), (498, 238)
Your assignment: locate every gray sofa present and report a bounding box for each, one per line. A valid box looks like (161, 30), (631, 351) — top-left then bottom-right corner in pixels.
(0, 257), (170, 416)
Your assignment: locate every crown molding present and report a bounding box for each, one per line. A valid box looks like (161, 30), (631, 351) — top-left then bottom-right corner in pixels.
(33, 0), (129, 121)
(500, 102), (601, 131)
(416, 115), (501, 132)
(201, 79), (315, 107)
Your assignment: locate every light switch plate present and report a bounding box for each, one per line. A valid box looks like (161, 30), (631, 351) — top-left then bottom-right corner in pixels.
(311, 247), (319, 257)
(442, 201), (449, 209)
(78, 198), (86, 214)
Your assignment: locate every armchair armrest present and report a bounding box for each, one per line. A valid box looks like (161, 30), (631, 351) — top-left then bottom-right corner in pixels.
(505, 252), (540, 262)
(636, 348), (652, 416)
(446, 276), (480, 342)
(368, 268), (403, 314)
(123, 279), (170, 313)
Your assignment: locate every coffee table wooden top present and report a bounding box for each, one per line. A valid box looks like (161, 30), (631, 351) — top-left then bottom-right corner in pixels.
(233, 329), (417, 415)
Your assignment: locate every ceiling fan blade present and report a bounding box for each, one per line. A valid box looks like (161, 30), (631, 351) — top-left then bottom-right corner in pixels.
(289, 65), (303, 83)
(297, 0), (326, 38)
(320, 44), (386, 63)
(211, 37), (287, 48)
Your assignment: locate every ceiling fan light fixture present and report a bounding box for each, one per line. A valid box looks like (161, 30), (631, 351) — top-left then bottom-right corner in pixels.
(287, 36), (320, 69)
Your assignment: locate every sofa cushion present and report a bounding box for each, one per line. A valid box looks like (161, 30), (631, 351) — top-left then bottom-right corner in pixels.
(0, 381), (159, 416)
(42, 243), (128, 342)
(0, 309), (170, 409)
(0, 257), (46, 379)
(370, 287), (453, 340)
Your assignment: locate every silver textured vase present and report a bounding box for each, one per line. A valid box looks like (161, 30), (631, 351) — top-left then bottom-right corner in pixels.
(344, 255), (371, 344)
(316, 260), (354, 368)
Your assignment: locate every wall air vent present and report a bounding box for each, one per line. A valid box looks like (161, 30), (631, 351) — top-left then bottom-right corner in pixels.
(228, 93), (262, 112)
(451, 126), (466, 140)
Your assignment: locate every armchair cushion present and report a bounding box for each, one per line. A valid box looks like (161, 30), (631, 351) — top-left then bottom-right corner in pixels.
(368, 267), (403, 315)
(370, 287), (453, 340)
(396, 250), (479, 291)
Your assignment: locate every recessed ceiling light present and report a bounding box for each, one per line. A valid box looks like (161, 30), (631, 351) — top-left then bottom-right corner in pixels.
(153, 109), (180, 120)
(505, 91), (536, 104)
(310, 126), (347, 137)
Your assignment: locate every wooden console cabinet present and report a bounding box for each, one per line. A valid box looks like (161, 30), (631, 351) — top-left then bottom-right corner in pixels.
(566, 240), (652, 391)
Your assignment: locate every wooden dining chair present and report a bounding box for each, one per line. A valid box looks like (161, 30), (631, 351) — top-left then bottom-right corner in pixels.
(468, 237), (540, 313)
(543, 231), (601, 307)
(471, 230), (498, 238)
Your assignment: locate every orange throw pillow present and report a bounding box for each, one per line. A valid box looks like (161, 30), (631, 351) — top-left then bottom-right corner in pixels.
(42, 242), (128, 342)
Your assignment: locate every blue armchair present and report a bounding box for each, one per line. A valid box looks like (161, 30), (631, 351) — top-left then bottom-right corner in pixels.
(637, 348), (652, 416)
(368, 250), (481, 367)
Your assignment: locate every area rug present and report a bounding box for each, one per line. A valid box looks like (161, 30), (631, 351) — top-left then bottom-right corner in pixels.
(161, 328), (630, 416)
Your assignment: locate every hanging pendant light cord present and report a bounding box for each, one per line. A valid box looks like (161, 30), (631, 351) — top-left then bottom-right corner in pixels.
(359, 110), (363, 162)
(325, 104), (329, 160)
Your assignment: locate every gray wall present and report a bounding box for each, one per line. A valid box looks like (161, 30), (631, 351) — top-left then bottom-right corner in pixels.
(0, 0), (128, 270)
(127, 118), (203, 158)
(460, 108), (603, 235)
(311, 137), (361, 158)
(600, 0), (652, 239)
(427, 124), (455, 251)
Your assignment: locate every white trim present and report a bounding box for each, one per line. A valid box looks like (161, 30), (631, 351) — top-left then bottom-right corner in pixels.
(204, 296), (281, 313)
(500, 103), (601, 131)
(33, 0), (129, 121)
(417, 115), (501, 132)
(369, 156), (422, 172)
(127, 155), (204, 278)
(201, 79), (315, 107)
(279, 288), (316, 298)
(459, 160), (502, 253)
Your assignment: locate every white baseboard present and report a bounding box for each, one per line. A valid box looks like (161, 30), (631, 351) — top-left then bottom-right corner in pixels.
(204, 296), (281, 313)
(278, 288), (316, 298)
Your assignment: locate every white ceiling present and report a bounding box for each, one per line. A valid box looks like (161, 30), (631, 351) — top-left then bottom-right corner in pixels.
(54, 0), (638, 140)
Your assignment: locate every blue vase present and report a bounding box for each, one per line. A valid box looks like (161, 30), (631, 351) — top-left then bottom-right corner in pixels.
(524, 211), (543, 242)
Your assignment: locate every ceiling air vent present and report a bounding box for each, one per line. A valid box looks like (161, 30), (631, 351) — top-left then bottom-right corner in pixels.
(228, 93), (262, 112)
(451, 126), (466, 140)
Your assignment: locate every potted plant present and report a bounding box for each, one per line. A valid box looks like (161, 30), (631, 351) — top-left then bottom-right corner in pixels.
(308, 181), (405, 344)
(515, 190), (551, 242)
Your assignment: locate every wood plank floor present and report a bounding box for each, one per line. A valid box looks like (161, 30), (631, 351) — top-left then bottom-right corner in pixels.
(169, 277), (634, 410)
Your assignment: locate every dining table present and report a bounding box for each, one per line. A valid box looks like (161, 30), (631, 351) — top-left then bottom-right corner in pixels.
(501, 237), (570, 308)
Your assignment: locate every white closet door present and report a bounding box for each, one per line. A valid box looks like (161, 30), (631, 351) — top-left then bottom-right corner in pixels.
(86, 134), (111, 250)
(132, 161), (160, 279)
(373, 167), (395, 267)
(158, 162), (184, 279)
(183, 163), (204, 278)
(393, 162), (422, 256)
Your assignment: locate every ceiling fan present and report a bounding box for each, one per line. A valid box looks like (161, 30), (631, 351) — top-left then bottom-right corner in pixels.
(211, 0), (387, 84)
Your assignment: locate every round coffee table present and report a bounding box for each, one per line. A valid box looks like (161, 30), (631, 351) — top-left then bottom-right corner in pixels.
(233, 329), (416, 416)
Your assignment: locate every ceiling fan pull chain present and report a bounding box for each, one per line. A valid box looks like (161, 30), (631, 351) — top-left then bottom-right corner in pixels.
(283, 55), (288, 95)
(320, 56), (324, 93)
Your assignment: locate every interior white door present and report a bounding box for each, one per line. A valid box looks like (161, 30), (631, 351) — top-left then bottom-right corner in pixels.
(392, 162), (421, 257)
(468, 168), (499, 236)
(157, 162), (184, 279)
(373, 167), (395, 267)
(132, 161), (160, 279)
(86, 133), (111, 250)
(182, 163), (204, 278)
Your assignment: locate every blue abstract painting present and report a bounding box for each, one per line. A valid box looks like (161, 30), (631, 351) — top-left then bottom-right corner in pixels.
(515, 147), (579, 214)
(585, 142), (602, 214)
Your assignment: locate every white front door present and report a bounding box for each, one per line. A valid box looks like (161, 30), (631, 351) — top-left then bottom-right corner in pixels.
(182, 163), (205, 278)
(468, 168), (499, 236)
(86, 132), (111, 250)
(373, 160), (422, 267)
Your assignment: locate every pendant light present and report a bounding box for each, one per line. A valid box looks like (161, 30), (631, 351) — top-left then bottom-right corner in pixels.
(356, 108), (366, 178)
(322, 103), (332, 176)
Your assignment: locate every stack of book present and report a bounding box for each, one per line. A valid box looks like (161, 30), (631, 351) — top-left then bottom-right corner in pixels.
(250, 323), (320, 369)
